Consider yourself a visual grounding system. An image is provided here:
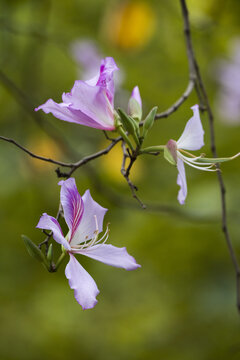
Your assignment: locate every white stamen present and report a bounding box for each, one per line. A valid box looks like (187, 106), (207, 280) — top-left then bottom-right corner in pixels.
(71, 225), (110, 251)
(177, 152), (217, 172)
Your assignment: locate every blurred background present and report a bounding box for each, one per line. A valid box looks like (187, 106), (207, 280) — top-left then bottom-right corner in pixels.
(0, 0), (240, 359)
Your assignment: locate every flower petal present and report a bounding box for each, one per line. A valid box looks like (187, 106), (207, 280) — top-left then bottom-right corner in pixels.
(75, 244), (141, 270)
(96, 57), (119, 105)
(35, 99), (111, 129)
(36, 213), (71, 251)
(177, 158), (187, 205)
(61, 80), (115, 129)
(65, 254), (99, 310)
(71, 190), (107, 246)
(177, 105), (204, 151)
(58, 178), (84, 241)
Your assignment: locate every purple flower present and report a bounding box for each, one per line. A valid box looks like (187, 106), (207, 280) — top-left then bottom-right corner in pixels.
(35, 57), (119, 131)
(36, 178), (140, 309)
(166, 105), (215, 205)
(70, 40), (125, 90)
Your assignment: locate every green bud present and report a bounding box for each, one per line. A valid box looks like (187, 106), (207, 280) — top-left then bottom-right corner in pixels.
(47, 243), (53, 263)
(197, 153), (240, 163)
(142, 106), (158, 137)
(114, 110), (121, 128)
(117, 108), (140, 146)
(22, 235), (48, 267)
(164, 146), (177, 166)
(118, 109), (138, 135)
(128, 98), (142, 122)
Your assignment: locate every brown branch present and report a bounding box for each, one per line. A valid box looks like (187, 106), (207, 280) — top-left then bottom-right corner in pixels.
(0, 135), (72, 167)
(61, 136), (122, 178)
(120, 142), (146, 209)
(179, 0), (240, 312)
(0, 134), (122, 171)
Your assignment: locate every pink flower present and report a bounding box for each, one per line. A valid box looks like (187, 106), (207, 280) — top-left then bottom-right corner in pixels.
(166, 105), (215, 205)
(36, 178), (140, 309)
(35, 57), (118, 130)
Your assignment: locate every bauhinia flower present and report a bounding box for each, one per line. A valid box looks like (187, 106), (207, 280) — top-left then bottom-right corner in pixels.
(36, 178), (140, 310)
(165, 105), (216, 205)
(70, 39), (125, 89)
(35, 57), (118, 130)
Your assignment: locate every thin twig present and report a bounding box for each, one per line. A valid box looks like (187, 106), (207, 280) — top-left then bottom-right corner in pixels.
(65, 136), (122, 178)
(179, 0), (240, 312)
(0, 134), (122, 171)
(121, 142), (146, 209)
(0, 135), (71, 167)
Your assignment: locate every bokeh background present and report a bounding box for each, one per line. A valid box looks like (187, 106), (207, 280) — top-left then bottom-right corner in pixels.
(1, 0), (240, 359)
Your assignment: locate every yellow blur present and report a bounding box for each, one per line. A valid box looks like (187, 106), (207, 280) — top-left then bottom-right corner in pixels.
(102, 1), (156, 50)
(100, 141), (143, 182)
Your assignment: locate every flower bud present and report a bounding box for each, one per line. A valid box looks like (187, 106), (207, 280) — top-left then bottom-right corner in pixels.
(22, 235), (48, 267)
(142, 106), (158, 137)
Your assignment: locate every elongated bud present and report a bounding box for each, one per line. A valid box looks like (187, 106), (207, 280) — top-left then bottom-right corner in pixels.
(118, 108), (138, 135)
(128, 98), (142, 122)
(164, 140), (177, 165)
(142, 106), (158, 137)
(22, 235), (48, 266)
(47, 243), (53, 263)
(196, 153), (240, 163)
(117, 108), (140, 146)
(128, 86), (142, 122)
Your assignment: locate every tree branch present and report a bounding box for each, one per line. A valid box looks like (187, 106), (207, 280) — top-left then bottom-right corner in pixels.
(0, 135), (71, 167)
(120, 142), (146, 209)
(179, 0), (240, 312)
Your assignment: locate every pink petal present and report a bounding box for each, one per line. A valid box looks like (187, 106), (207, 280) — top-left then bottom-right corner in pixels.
(65, 254), (99, 310)
(61, 80), (115, 129)
(71, 190), (107, 246)
(35, 99), (111, 130)
(58, 178), (84, 241)
(36, 213), (71, 251)
(177, 158), (187, 205)
(96, 57), (119, 105)
(177, 105), (204, 151)
(76, 244), (141, 270)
